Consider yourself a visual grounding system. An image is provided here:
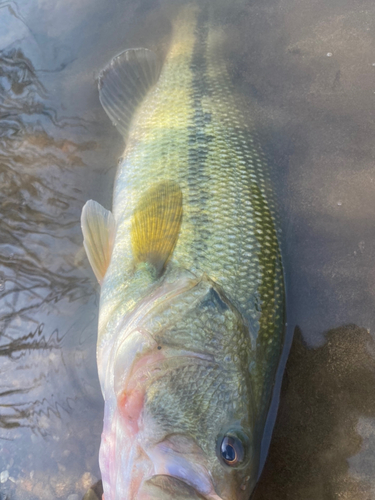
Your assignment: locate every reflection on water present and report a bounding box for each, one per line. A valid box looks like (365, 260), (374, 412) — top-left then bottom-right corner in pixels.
(1, 0), (375, 498)
(254, 325), (375, 500)
(0, 40), (103, 500)
(0, 48), (93, 320)
(0, 324), (60, 432)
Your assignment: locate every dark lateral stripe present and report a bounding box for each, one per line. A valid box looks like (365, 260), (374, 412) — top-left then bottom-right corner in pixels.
(187, 6), (212, 266)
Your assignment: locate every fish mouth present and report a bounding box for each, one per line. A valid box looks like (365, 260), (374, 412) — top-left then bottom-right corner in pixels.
(137, 475), (222, 500)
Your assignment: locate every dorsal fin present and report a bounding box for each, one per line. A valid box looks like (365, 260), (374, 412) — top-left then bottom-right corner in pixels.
(98, 48), (161, 138)
(131, 181), (183, 276)
(81, 200), (115, 284)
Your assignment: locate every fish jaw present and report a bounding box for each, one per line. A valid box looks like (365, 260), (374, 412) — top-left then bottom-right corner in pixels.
(137, 476), (224, 500)
(99, 408), (241, 500)
(99, 337), (257, 500)
(99, 427), (223, 500)
(98, 347), (224, 500)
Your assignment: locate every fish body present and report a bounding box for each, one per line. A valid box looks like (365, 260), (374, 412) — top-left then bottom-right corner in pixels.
(81, 3), (285, 500)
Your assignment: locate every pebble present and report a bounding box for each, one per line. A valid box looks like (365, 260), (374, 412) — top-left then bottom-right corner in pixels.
(33, 481), (54, 499)
(82, 490), (100, 500)
(79, 472), (98, 491)
(0, 470), (9, 483)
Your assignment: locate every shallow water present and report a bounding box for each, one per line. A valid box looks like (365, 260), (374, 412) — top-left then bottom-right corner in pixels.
(1, 0), (375, 498)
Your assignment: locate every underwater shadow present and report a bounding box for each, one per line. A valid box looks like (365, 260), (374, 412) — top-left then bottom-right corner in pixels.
(253, 324), (375, 500)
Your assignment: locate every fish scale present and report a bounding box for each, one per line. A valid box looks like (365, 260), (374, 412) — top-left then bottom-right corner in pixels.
(82, 2), (285, 498)
(98, 0), (284, 423)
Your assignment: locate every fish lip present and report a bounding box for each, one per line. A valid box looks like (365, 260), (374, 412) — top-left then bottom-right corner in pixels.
(139, 474), (223, 500)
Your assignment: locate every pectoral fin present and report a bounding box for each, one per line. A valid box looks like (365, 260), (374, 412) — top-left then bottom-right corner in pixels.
(81, 200), (115, 284)
(131, 181), (183, 276)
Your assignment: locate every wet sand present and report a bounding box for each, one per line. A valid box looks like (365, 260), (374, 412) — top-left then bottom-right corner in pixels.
(254, 325), (375, 499)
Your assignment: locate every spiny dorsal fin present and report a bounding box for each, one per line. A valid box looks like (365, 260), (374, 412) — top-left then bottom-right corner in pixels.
(98, 48), (161, 138)
(131, 181), (183, 275)
(81, 200), (115, 284)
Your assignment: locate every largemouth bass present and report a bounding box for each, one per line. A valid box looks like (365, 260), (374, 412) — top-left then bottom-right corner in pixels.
(81, 3), (285, 499)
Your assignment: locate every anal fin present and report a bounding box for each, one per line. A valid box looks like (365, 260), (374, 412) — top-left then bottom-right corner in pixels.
(81, 200), (115, 284)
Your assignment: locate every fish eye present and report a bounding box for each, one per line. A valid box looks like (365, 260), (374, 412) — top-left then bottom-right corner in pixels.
(218, 432), (247, 467)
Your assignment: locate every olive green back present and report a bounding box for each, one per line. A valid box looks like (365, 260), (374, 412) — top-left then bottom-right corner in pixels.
(100, 2), (285, 423)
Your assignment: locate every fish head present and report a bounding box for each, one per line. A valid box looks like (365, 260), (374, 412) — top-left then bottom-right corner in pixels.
(99, 272), (258, 500)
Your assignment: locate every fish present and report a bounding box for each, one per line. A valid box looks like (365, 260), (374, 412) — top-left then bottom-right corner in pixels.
(81, 3), (285, 499)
